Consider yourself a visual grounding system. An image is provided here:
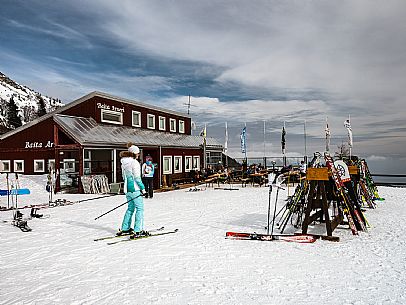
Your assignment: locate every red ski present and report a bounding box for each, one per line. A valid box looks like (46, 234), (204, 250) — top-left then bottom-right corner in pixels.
(226, 231), (318, 243)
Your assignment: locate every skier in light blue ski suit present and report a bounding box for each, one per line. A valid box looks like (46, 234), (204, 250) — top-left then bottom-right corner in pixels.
(117, 145), (146, 235)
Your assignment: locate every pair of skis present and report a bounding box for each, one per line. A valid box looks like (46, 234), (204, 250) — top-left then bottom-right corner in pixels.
(226, 231), (339, 243)
(94, 227), (178, 245)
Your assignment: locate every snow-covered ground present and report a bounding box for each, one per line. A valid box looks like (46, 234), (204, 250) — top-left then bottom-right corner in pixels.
(1, 175), (405, 305)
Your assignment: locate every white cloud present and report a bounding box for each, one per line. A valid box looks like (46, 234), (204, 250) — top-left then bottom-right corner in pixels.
(164, 96), (328, 124)
(79, 1), (406, 111)
(8, 19), (93, 48)
(366, 155), (387, 161)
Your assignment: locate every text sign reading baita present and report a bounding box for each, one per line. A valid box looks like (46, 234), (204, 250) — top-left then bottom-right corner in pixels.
(25, 141), (54, 149)
(97, 102), (125, 113)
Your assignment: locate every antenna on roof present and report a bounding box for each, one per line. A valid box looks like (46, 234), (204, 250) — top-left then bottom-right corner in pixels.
(183, 94), (196, 115)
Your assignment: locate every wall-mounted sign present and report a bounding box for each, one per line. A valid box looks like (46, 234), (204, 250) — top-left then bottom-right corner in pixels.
(97, 102), (125, 113)
(25, 141), (54, 149)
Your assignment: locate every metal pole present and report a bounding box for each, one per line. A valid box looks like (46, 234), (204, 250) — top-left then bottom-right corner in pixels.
(267, 184), (273, 235)
(244, 122), (247, 162)
(159, 146), (162, 188)
(225, 122), (228, 168)
(203, 138), (207, 169)
(304, 120), (307, 162)
(112, 149), (117, 183)
(271, 186), (280, 236)
(263, 120), (266, 159)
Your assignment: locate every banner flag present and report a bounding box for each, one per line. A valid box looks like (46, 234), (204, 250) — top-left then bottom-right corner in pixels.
(200, 124), (207, 138)
(344, 118), (353, 147)
(240, 126), (247, 154)
(325, 117), (331, 152)
(281, 124), (286, 154)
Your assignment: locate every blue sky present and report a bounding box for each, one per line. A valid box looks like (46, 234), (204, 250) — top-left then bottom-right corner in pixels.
(1, 0), (406, 174)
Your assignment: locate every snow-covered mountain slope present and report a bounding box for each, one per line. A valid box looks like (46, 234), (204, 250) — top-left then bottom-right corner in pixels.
(0, 71), (64, 130)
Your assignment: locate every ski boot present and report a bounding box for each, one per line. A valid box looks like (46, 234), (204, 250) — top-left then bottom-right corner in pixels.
(30, 208), (43, 218)
(14, 210), (24, 220)
(12, 219), (32, 232)
(115, 228), (134, 236)
(130, 230), (151, 239)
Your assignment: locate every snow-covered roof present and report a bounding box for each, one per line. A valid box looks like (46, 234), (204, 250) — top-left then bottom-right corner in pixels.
(0, 91), (190, 140)
(53, 114), (222, 149)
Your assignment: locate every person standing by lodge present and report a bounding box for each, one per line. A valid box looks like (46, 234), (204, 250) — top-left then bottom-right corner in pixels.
(116, 143), (146, 236)
(142, 155), (155, 199)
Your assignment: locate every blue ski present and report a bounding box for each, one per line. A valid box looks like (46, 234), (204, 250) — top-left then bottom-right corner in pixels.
(0, 189), (31, 196)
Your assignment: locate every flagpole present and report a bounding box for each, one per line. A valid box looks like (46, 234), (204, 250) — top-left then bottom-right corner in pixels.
(240, 123), (247, 168)
(203, 123), (207, 169)
(349, 114), (352, 160)
(244, 122), (247, 161)
(263, 120), (266, 158)
(325, 116), (330, 153)
(304, 120), (307, 163)
(225, 122), (228, 168)
(282, 121), (286, 167)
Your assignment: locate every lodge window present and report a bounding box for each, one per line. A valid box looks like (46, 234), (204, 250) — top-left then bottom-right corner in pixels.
(170, 118), (176, 132)
(193, 156), (200, 171)
(159, 116), (166, 131)
(62, 159), (76, 173)
(163, 156), (172, 174)
(174, 156), (182, 173)
(179, 120), (185, 133)
(1, 160), (11, 172)
(101, 109), (123, 125)
(132, 111), (141, 127)
(34, 160), (45, 173)
(48, 159), (55, 172)
(185, 156), (192, 172)
(83, 150), (91, 175)
(14, 160), (24, 173)
(147, 114), (155, 129)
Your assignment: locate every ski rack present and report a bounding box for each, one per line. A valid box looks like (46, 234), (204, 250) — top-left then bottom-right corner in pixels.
(302, 167), (343, 237)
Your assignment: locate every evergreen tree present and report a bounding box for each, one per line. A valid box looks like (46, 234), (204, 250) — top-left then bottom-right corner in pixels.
(37, 95), (47, 117)
(7, 96), (22, 129)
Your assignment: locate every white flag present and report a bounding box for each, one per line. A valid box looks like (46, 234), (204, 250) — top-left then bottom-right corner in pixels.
(344, 118), (353, 147)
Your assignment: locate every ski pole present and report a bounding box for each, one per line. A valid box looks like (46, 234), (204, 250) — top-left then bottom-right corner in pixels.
(78, 193), (122, 204)
(94, 193), (144, 220)
(6, 173), (10, 209)
(270, 175), (285, 236)
(266, 184), (273, 235)
(270, 186), (280, 236)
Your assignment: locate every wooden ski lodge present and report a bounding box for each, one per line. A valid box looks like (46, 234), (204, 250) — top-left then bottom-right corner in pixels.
(0, 92), (223, 193)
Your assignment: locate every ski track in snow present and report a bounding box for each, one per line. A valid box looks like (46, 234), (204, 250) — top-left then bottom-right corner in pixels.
(1, 175), (406, 305)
